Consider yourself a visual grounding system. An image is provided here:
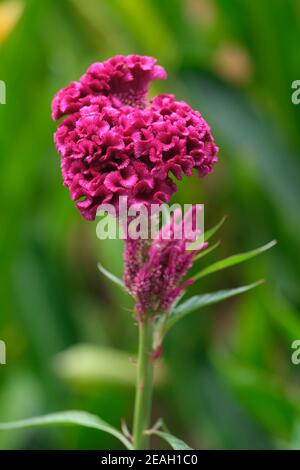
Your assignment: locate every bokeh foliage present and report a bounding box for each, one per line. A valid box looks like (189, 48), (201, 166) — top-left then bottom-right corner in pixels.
(0, 0), (300, 449)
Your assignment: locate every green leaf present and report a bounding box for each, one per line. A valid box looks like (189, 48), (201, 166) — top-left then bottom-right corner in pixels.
(151, 430), (193, 450)
(193, 240), (276, 281)
(0, 410), (132, 449)
(194, 240), (220, 261)
(166, 281), (264, 332)
(97, 263), (125, 290)
(204, 216), (227, 241)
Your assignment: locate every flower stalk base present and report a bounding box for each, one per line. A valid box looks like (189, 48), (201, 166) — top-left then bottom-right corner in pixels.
(132, 318), (154, 450)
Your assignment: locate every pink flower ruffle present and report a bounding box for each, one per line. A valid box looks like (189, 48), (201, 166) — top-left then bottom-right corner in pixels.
(52, 55), (218, 220)
(52, 55), (166, 120)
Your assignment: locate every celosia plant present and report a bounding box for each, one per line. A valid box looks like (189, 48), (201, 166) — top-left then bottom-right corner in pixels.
(0, 56), (275, 450)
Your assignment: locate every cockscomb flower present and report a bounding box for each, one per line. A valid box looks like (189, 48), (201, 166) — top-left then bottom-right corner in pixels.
(54, 97), (177, 220)
(52, 55), (218, 220)
(124, 207), (207, 318)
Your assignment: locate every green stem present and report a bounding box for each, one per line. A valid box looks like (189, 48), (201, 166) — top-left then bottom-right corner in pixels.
(132, 318), (154, 450)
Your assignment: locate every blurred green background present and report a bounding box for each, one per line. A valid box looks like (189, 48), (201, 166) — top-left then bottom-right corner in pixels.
(0, 0), (300, 450)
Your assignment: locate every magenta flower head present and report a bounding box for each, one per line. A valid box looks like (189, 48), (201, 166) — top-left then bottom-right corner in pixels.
(52, 55), (218, 220)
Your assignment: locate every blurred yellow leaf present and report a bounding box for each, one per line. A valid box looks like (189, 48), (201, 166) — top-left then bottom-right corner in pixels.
(53, 344), (167, 390)
(0, 0), (23, 44)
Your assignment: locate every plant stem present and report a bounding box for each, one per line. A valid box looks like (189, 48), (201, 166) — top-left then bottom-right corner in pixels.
(132, 318), (154, 450)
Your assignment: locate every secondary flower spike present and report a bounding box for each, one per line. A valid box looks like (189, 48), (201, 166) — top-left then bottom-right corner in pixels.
(124, 207), (208, 318)
(52, 55), (218, 220)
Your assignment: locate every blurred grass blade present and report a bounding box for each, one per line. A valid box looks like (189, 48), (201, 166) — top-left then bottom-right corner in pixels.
(212, 355), (298, 439)
(194, 240), (220, 261)
(204, 216), (227, 241)
(193, 240), (276, 281)
(184, 75), (300, 235)
(166, 281), (264, 332)
(97, 263), (125, 290)
(0, 410), (132, 449)
(106, 0), (177, 63)
(151, 430), (193, 450)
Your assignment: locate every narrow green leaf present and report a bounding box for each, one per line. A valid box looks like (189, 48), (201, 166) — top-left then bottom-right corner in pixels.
(204, 216), (227, 241)
(97, 263), (125, 290)
(0, 411), (132, 449)
(151, 430), (193, 450)
(193, 240), (276, 281)
(166, 281), (264, 332)
(194, 240), (220, 261)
